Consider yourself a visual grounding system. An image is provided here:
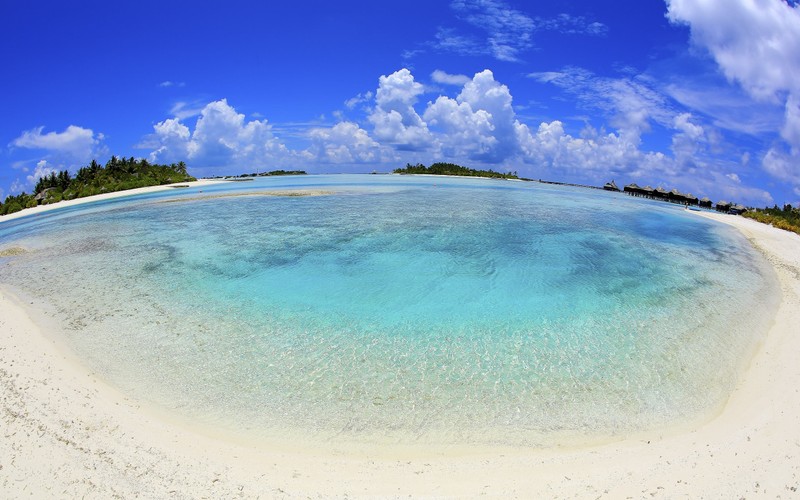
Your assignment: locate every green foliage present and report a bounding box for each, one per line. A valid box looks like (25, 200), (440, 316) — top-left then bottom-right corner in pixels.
(2, 157), (196, 216)
(393, 162), (518, 179)
(207, 169), (307, 179)
(744, 205), (800, 235)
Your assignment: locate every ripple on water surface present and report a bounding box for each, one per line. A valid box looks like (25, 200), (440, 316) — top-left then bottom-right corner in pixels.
(0, 175), (780, 448)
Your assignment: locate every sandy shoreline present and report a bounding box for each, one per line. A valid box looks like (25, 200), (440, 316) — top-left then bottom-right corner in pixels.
(0, 179), (226, 223)
(1, 202), (800, 496)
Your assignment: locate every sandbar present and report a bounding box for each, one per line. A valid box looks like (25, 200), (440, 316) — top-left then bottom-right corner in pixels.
(1, 197), (799, 496)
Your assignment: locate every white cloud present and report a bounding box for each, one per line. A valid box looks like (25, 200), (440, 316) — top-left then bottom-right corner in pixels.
(26, 160), (58, 189)
(368, 69), (434, 151)
(673, 113), (704, 140)
(763, 147), (800, 186)
(431, 70), (470, 86)
(308, 121), (387, 163)
(170, 101), (205, 120)
(11, 125), (104, 160)
(145, 118), (192, 162)
(667, 0), (800, 191)
(529, 67), (672, 145)
(449, 0), (535, 62)
(147, 99), (289, 167)
(345, 91), (373, 109)
(424, 69), (522, 162)
(663, 82), (784, 135)
(432, 2), (606, 62)
(432, 27), (484, 57)
(535, 13), (608, 36)
(133, 69), (776, 206)
(667, 0), (800, 102)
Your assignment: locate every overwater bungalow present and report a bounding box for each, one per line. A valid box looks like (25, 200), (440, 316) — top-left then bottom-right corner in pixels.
(684, 193), (699, 205)
(668, 188), (686, 203)
(653, 187), (669, 200)
(624, 183), (642, 195)
(729, 204), (748, 215)
(716, 201), (732, 212)
(641, 185), (654, 198)
(604, 180), (621, 192)
(699, 197), (712, 208)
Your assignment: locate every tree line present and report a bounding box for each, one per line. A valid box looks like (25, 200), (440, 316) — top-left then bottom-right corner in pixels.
(393, 162), (519, 179)
(743, 204), (800, 235)
(1, 156), (195, 216)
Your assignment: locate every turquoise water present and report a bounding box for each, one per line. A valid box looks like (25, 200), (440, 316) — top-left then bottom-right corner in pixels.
(0, 175), (780, 447)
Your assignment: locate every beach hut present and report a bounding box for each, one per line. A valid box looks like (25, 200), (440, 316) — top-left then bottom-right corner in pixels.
(604, 180), (621, 192)
(668, 188), (687, 204)
(699, 197), (712, 208)
(641, 185), (654, 198)
(624, 183), (641, 196)
(684, 193), (699, 205)
(729, 204), (748, 215)
(716, 200), (731, 212)
(653, 187), (669, 200)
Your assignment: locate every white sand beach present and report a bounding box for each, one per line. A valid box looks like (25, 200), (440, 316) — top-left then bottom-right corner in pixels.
(1, 202), (799, 497)
(0, 179), (226, 222)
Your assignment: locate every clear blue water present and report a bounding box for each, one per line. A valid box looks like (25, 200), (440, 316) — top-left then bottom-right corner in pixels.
(0, 175), (780, 447)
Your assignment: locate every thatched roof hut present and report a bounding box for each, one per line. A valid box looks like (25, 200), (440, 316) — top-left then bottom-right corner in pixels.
(699, 197), (712, 208)
(730, 204), (748, 215)
(684, 193), (699, 205)
(604, 180), (621, 192)
(653, 187), (669, 199)
(716, 200), (731, 212)
(624, 183), (641, 193)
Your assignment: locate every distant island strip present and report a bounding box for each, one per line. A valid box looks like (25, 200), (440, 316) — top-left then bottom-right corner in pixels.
(2, 159), (797, 235)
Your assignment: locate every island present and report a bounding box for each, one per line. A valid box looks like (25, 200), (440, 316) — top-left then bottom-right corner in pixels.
(0, 156), (195, 216)
(393, 162), (518, 179)
(206, 169), (308, 179)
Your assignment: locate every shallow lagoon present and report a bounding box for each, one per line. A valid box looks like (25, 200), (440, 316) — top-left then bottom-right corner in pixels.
(0, 175), (780, 447)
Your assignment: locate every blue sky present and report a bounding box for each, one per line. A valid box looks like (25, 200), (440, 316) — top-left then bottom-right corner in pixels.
(2, 0), (799, 207)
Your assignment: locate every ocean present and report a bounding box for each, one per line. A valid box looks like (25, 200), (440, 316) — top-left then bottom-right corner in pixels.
(0, 174), (780, 448)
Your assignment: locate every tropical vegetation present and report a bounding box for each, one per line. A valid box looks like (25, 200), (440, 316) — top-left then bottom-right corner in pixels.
(744, 204), (800, 235)
(207, 169), (307, 179)
(393, 162), (518, 179)
(1, 156), (195, 216)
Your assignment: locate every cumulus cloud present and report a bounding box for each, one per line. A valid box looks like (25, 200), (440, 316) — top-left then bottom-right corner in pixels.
(368, 69), (434, 151)
(424, 69), (522, 162)
(133, 69), (776, 206)
(146, 99), (289, 167)
(667, 0), (800, 190)
(11, 125), (104, 160)
(26, 160), (58, 188)
(667, 0), (800, 102)
(308, 121), (387, 163)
